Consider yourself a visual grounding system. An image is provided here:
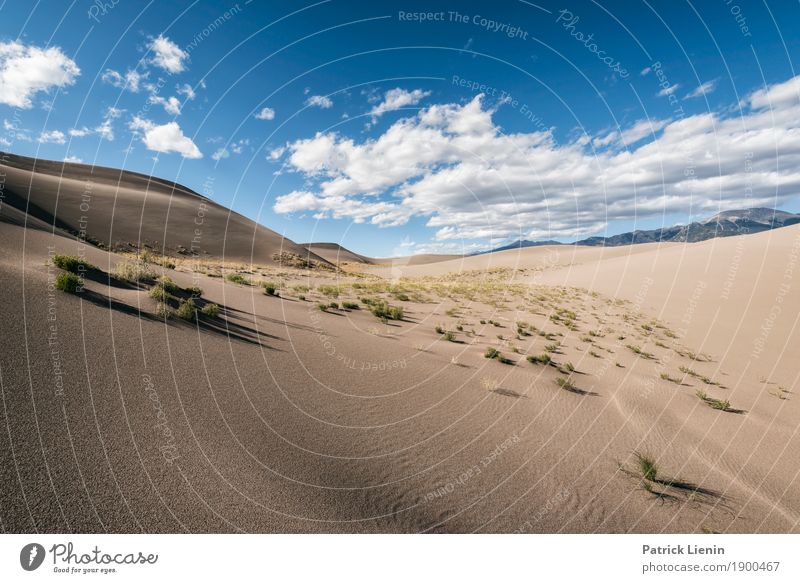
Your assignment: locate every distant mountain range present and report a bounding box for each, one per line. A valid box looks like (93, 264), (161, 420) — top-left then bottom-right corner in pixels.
(480, 208), (800, 253)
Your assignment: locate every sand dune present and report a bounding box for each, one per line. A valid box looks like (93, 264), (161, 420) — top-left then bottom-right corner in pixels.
(303, 242), (375, 265)
(0, 152), (327, 266)
(1, 158), (797, 534)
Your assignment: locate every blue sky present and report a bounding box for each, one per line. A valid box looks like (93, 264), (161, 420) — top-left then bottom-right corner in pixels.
(2, 0), (800, 256)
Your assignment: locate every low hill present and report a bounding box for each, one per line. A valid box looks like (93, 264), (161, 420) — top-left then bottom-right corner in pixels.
(0, 152), (328, 266)
(302, 242), (375, 265)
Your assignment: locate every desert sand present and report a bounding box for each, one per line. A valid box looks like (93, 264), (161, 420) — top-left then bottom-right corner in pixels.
(1, 154), (798, 533)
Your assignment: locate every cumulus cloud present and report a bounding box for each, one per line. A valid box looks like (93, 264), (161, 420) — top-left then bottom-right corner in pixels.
(69, 127), (91, 137)
(149, 95), (182, 115)
(176, 83), (196, 101)
(0, 41), (80, 108)
(369, 88), (431, 118)
(129, 117), (201, 158)
(149, 35), (188, 74)
(101, 68), (145, 92)
(63, 155), (83, 163)
(255, 107), (275, 120)
(684, 79), (718, 100)
(38, 130), (66, 144)
(273, 77), (800, 241)
(305, 95), (333, 109)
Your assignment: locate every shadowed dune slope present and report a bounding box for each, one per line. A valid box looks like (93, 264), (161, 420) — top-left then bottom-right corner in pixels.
(0, 152), (327, 266)
(302, 242), (375, 265)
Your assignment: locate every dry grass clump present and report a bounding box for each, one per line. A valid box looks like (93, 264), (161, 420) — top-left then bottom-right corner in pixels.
(226, 273), (252, 286)
(527, 353), (551, 365)
(696, 390), (741, 413)
(627, 344), (655, 360)
(114, 260), (157, 283)
(660, 372), (682, 384)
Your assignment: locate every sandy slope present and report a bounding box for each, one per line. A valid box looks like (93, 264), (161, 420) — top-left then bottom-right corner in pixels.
(0, 152), (326, 266)
(1, 153), (798, 533)
(1, 215), (797, 533)
(302, 243), (375, 265)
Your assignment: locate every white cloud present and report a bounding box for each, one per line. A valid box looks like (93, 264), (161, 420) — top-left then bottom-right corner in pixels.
(63, 155), (83, 163)
(95, 107), (121, 141)
(38, 130), (66, 144)
(0, 41), (80, 108)
(101, 68), (144, 92)
(640, 66), (651, 76)
(255, 107), (275, 120)
(149, 35), (188, 74)
(129, 117), (201, 158)
(593, 118), (669, 149)
(747, 75), (800, 109)
(369, 88), (431, 118)
(212, 138), (250, 161)
(69, 127), (91, 137)
(684, 79), (718, 100)
(268, 146), (285, 160)
(176, 83), (196, 100)
(657, 83), (680, 97)
(273, 78), (800, 241)
(305, 95), (333, 109)
(149, 95), (182, 115)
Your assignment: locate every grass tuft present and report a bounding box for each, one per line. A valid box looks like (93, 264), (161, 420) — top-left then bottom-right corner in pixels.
(52, 254), (95, 273)
(201, 303), (219, 317)
(527, 353), (551, 365)
(55, 271), (83, 293)
(176, 299), (196, 322)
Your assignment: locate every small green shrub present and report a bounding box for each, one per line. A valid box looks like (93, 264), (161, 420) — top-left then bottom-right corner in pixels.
(263, 283), (279, 296)
(55, 271), (83, 293)
(157, 276), (180, 294)
(149, 283), (172, 302)
(52, 254), (95, 273)
(443, 331), (457, 342)
(187, 286), (203, 297)
(298, 295), (306, 301)
(201, 303), (219, 317)
(318, 303), (329, 312)
(484, 347), (500, 359)
(342, 301), (359, 310)
(527, 353), (551, 365)
(226, 273), (252, 286)
(329, 302), (339, 309)
(635, 452), (658, 482)
(176, 299), (196, 322)
(556, 376), (577, 392)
